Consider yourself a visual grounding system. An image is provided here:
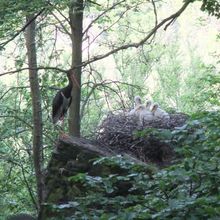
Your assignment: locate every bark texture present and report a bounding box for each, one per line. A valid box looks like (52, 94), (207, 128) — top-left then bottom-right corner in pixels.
(25, 15), (44, 210)
(68, 0), (84, 137)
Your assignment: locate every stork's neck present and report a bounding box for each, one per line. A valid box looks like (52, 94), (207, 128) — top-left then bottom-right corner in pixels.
(61, 83), (72, 98)
(67, 74), (73, 86)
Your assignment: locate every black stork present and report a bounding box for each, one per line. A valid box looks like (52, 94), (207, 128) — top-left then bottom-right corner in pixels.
(52, 72), (74, 125)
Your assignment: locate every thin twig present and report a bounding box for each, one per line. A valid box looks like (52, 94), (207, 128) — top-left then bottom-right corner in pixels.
(0, 66), (67, 77)
(83, 0), (126, 35)
(79, 0), (191, 68)
(51, 11), (71, 37)
(20, 163), (38, 210)
(0, 9), (45, 48)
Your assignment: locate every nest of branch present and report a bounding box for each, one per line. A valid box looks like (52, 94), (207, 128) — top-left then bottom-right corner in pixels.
(96, 112), (188, 165)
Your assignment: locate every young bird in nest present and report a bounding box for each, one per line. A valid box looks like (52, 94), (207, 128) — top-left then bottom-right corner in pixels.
(151, 103), (170, 120)
(128, 96), (142, 116)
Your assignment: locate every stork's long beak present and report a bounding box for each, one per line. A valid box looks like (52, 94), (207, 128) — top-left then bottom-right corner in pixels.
(70, 73), (80, 88)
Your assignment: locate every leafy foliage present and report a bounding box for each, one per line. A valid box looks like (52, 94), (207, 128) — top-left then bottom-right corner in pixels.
(0, 0), (219, 219)
(200, 0), (220, 18)
(47, 112), (220, 219)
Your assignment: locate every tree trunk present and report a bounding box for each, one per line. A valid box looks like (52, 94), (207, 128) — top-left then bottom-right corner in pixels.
(25, 14), (44, 210)
(68, 0), (83, 137)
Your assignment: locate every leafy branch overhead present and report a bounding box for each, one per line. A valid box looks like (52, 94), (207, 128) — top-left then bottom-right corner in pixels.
(1, 0), (191, 75)
(1, 0), (219, 77)
(200, 0), (220, 18)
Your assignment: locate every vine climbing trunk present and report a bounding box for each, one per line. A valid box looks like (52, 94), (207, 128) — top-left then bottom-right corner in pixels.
(68, 0), (83, 137)
(25, 14), (44, 211)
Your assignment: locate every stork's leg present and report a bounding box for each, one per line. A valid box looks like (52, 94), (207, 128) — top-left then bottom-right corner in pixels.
(59, 117), (69, 139)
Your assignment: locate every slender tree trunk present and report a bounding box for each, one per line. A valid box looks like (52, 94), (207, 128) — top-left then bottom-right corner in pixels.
(68, 0), (83, 137)
(25, 14), (44, 210)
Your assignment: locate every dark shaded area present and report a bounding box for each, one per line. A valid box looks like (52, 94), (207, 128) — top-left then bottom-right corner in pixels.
(7, 213), (36, 220)
(40, 136), (155, 219)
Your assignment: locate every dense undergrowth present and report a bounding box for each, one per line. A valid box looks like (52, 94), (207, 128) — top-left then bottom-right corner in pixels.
(50, 111), (220, 220)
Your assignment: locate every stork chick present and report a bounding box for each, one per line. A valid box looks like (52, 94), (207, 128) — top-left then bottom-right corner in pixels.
(146, 100), (152, 111)
(128, 96), (142, 116)
(151, 103), (170, 120)
(136, 105), (154, 125)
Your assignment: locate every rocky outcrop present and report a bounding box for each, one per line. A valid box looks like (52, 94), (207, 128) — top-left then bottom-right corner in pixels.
(39, 136), (155, 219)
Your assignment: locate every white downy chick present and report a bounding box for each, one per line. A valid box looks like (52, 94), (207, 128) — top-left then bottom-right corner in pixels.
(128, 96), (142, 116)
(146, 100), (152, 111)
(151, 103), (170, 120)
(135, 105), (154, 126)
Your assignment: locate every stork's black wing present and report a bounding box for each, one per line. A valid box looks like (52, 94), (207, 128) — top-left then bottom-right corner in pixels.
(62, 95), (72, 116)
(52, 91), (63, 124)
(68, 96), (72, 108)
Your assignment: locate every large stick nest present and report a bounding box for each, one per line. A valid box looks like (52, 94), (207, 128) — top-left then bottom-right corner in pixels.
(96, 112), (188, 166)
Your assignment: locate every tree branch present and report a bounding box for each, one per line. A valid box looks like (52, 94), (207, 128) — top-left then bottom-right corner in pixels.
(80, 83), (97, 118)
(51, 11), (72, 37)
(80, 79), (139, 118)
(0, 86), (60, 101)
(0, 66), (68, 77)
(48, 1), (71, 27)
(87, 0), (101, 7)
(83, 0), (126, 35)
(80, 0), (191, 68)
(149, 0), (158, 43)
(0, 9), (45, 49)
(20, 163), (39, 210)
(0, 1), (191, 78)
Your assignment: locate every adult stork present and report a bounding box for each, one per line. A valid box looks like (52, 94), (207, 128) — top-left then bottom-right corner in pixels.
(52, 71), (75, 125)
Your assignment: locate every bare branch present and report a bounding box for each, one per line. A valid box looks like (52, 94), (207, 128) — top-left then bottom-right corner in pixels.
(87, 0), (101, 7)
(83, 0), (126, 35)
(80, 83), (97, 118)
(0, 86), (61, 101)
(149, 0), (158, 43)
(152, 0), (158, 27)
(80, 0), (191, 68)
(0, 1), (191, 79)
(48, 1), (71, 26)
(80, 79), (140, 117)
(0, 66), (68, 77)
(83, 4), (133, 52)
(51, 11), (72, 37)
